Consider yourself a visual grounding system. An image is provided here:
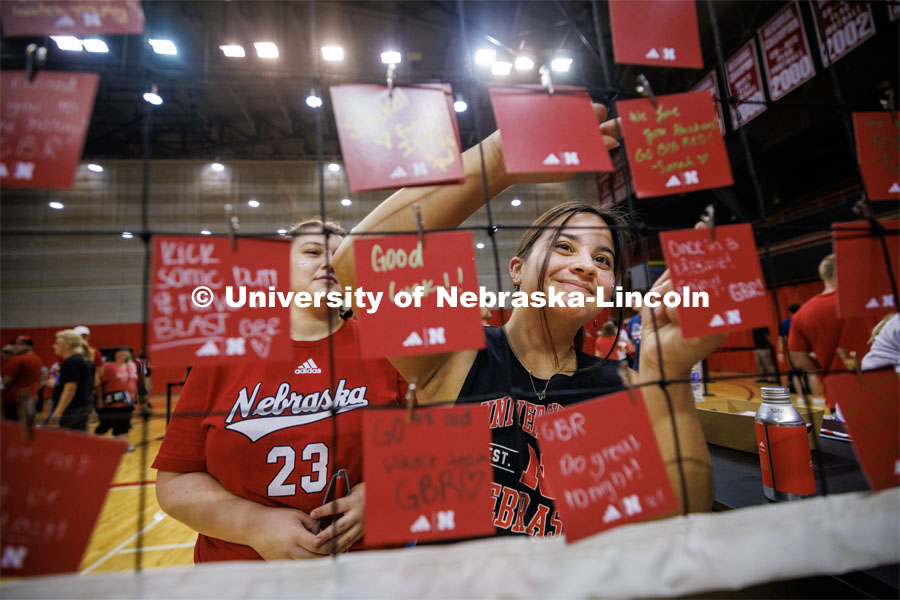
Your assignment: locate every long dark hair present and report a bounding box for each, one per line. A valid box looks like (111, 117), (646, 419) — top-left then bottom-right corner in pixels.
(513, 201), (632, 367)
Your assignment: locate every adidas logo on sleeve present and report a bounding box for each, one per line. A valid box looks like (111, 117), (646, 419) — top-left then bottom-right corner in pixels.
(294, 359), (322, 374)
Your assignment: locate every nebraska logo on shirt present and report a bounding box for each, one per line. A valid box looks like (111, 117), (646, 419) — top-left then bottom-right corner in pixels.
(224, 379), (369, 442)
(294, 359), (322, 374)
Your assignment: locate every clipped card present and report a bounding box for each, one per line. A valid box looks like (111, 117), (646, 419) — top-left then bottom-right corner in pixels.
(660, 223), (769, 338)
(618, 91), (733, 198)
(489, 86), (613, 173)
(149, 236), (291, 366)
(536, 390), (677, 542)
(352, 230), (484, 358)
(0, 71), (99, 189)
(330, 84), (464, 192)
(0, 0), (145, 36)
(0, 423), (126, 576)
(363, 406), (494, 545)
(852, 112), (900, 201)
(833, 219), (900, 318)
(725, 39), (767, 127)
(824, 369), (899, 491)
(608, 0), (703, 69)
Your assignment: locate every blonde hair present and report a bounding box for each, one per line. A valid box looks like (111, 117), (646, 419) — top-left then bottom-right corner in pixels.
(55, 329), (84, 352)
(818, 254), (835, 283)
(869, 312), (897, 345)
(289, 218), (346, 238)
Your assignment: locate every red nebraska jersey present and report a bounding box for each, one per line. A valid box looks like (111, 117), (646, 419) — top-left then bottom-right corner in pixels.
(152, 319), (404, 562)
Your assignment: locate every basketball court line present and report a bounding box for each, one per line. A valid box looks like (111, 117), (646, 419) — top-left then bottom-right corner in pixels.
(80, 511), (167, 575)
(118, 542), (195, 554)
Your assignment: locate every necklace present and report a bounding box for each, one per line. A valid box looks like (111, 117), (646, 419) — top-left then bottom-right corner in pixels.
(502, 325), (573, 402)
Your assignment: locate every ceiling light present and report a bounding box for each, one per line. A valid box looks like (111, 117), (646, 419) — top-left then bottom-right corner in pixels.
(306, 92), (323, 108)
(143, 91), (163, 105)
(210, 162), (225, 172)
(515, 56), (534, 70)
(49, 201), (64, 210)
(248, 199), (260, 208)
(510, 198), (522, 207)
(474, 49), (496, 66)
(341, 198), (352, 206)
(254, 42), (278, 59)
(381, 51), (401, 64)
(82, 39), (109, 53)
(200, 230), (212, 235)
(149, 39), (177, 55)
(491, 61), (512, 76)
(454, 99), (468, 113)
(476, 242), (485, 249)
(327, 163), (341, 172)
(551, 57), (573, 72)
(321, 46), (343, 61)
(277, 228), (288, 235)
(220, 44), (245, 58)
(122, 231), (134, 239)
(87, 163), (104, 173)
(51, 36), (83, 51)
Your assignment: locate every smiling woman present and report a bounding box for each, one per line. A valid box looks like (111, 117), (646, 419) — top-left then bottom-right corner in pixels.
(334, 103), (727, 537)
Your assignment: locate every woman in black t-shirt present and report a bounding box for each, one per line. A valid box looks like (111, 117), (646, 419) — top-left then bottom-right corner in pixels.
(48, 329), (95, 430)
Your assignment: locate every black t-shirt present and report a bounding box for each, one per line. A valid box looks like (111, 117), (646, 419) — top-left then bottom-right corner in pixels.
(52, 355), (94, 416)
(752, 327), (771, 348)
(457, 326), (622, 537)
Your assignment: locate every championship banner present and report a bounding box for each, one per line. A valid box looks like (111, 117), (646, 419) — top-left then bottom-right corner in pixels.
(330, 84), (464, 192)
(851, 112), (900, 201)
(363, 406), (494, 545)
(0, 0), (144, 36)
(691, 70), (726, 134)
(812, 1), (876, 67)
(725, 39), (767, 128)
(149, 236), (291, 366)
(758, 2), (816, 102)
(660, 223), (770, 338)
(832, 219), (900, 318)
(608, 0), (703, 69)
(352, 230), (484, 358)
(489, 86), (613, 174)
(0, 71), (99, 189)
(617, 91), (734, 198)
(0, 422), (126, 577)
(536, 390), (678, 542)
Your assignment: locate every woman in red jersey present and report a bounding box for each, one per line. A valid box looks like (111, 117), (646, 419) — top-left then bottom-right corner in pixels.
(154, 220), (405, 562)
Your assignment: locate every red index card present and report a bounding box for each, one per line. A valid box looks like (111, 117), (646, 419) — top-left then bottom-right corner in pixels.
(0, 422), (126, 576)
(352, 231), (484, 358)
(489, 86), (613, 174)
(660, 224), (769, 338)
(363, 406), (494, 545)
(608, 0), (703, 69)
(1, 71), (99, 189)
(618, 91), (733, 198)
(833, 220), (900, 318)
(536, 390), (677, 543)
(852, 112), (900, 201)
(824, 369), (899, 491)
(813, 1), (876, 67)
(0, 0), (145, 36)
(725, 39), (767, 128)
(330, 84), (464, 192)
(758, 2), (816, 102)
(149, 236), (290, 366)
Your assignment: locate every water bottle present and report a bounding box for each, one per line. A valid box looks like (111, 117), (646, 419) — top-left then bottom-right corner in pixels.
(690, 362), (704, 402)
(755, 386), (816, 501)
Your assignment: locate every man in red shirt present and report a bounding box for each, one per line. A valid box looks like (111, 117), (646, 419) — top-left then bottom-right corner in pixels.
(787, 254), (880, 408)
(1, 335), (43, 422)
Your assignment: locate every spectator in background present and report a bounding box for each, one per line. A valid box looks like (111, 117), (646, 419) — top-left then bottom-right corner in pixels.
(1, 336), (42, 422)
(788, 254), (880, 407)
(777, 303), (805, 393)
(73, 325), (103, 401)
(47, 329), (95, 430)
(627, 300), (643, 370)
(2, 345), (15, 362)
(594, 319), (632, 361)
(124, 349), (139, 399)
(41, 360), (60, 417)
(752, 326), (777, 383)
(97, 348), (137, 450)
(861, 312), (899, 371)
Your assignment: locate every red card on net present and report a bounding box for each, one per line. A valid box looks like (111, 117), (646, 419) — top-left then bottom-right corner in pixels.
(833, 219), (900, 318)
(852, 113), (900, 201)
(149, 236), (291, 366)
(352, 230), (484, 358)
(363, 406), (494, 545)
(0, 422), (126, 576)
(330, 84), (464, 192)
(660, 223), (769, 338)
(618, 91), (733, 198)
(824, 369), (899, 491)
(536, 390), (678, 542)
(489, 86), (613, 173)
(608, 0), (703, 69)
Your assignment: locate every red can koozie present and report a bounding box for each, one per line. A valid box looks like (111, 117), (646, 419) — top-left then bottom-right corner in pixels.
(756, 422), (816, 495)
